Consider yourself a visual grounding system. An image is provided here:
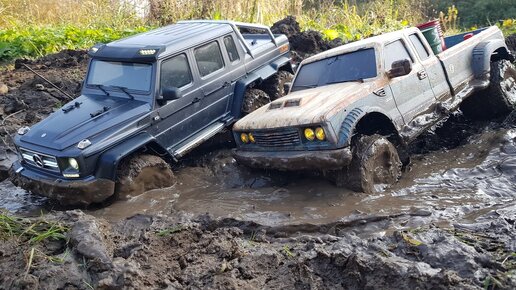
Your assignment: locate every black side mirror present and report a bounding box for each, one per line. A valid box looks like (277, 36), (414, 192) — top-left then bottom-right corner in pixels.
(387, 59), (412, 78)
(158, 87), (182, 105)
(283, 82), (292, 94)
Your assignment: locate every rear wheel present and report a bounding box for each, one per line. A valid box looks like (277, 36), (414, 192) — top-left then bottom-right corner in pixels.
(460, 59), (516, 119)
(115, 154), (175, 199)
(260, 71), (294, 100)
(242, 88), (271, 114)
(334, 135), (401, 193)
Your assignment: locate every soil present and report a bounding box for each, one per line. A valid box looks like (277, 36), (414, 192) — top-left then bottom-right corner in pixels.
(0, 18), (516, 289)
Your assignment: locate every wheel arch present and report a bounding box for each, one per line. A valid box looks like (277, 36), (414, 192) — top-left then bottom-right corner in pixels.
(338, 108), (402, 147)
(95, 132), (169, 180)
(473, 40), (514, 80)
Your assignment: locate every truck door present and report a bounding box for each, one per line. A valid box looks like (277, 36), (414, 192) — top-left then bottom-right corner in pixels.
(385, 39), (435, 123)
(154, 53), (205, 150)
(407, 33), (451, 103)
(192, 40), (233, 125)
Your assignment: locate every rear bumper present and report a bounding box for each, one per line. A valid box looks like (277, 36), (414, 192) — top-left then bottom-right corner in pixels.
(9, 161), (115, 206)
(233, 147), (352, 171)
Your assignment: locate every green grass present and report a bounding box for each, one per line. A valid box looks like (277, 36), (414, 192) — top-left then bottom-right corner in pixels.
(0, 212), (68, 244)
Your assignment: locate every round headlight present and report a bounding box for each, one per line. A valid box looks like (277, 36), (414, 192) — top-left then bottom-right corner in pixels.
(240, 133), (249, 143)
(249, 133), (255, 143)
(315, 127), (325, 141)
(68, 158), (79, 170)
(304, 128), (315, 141)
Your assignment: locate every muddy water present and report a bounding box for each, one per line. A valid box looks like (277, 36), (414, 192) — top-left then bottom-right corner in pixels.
(1, 119), (516, 234)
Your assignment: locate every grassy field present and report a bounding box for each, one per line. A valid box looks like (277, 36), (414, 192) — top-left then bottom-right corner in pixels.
(0, 0), (514, 61)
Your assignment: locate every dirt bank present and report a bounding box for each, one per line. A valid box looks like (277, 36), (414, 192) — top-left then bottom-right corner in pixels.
(1, 207), (514, 290)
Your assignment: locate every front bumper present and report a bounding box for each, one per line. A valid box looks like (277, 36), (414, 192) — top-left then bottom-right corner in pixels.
(233, 147), (352, 171)
(9, 160), (115, 206)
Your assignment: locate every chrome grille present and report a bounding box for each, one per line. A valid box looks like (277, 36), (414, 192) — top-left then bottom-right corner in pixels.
(252, 129), (301, 147)
(20, 148), (60, 172)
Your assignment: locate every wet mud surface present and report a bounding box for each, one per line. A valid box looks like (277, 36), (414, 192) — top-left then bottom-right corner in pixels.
(0, 19), (515, 289)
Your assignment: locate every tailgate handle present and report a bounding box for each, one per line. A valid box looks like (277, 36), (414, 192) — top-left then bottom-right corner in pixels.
(417, 70), (427, 80)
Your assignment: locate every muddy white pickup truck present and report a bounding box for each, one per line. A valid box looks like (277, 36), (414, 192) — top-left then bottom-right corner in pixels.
(232, 26), (516, 193)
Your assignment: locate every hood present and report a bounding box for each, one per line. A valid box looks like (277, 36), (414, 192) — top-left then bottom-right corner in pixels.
(235, 81), (379, 131)
(20, 94), (151, 151)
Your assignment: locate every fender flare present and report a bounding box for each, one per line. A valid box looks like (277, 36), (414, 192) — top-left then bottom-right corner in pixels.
(472, 40), (513, 80)
(336, 108), (400, 147)
(95, 132), (162, 180)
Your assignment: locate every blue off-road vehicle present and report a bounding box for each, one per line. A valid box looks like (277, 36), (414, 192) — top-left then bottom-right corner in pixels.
(10, 20), (293, 205)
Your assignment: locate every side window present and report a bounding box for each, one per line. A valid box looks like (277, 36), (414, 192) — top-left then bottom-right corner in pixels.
(384, 40), (413, 70)
(409, 34), (431, 61)
(194, 41), (225, 77)
(224, 35), (240, 63)
(160, 54), (192, 90)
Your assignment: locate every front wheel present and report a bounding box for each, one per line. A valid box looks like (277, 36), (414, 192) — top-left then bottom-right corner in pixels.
(460, 59), (516, 119)
(333, 135), (401, 193)
(115, 154), (175, 199)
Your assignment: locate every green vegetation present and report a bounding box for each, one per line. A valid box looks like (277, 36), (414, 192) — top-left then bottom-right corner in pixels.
(0, 0), (514, 62)
(0, 212), (68, 243)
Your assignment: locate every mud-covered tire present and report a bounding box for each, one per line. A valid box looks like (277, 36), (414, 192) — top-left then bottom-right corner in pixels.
(115, 154), (175, 199)
(242, 88), (271, 114)
(460, 60), (516, 119)
(260, 71), (294, 100)
(334, 135), (401, 193)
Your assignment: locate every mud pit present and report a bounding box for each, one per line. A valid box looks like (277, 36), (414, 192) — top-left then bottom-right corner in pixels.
(1, 19), (516, 289)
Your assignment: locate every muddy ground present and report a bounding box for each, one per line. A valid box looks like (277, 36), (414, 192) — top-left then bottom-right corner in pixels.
(1, 18), (516, 289)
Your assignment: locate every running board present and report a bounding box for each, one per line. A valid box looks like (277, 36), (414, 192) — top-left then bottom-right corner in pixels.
(172, 122), (226, 160)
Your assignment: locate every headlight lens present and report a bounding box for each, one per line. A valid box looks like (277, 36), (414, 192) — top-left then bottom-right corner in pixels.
(315, 127), (325, 141)
(68, 158), (79, 170)
(240, 133), (249, 143)
(248, 133), (255, 143)
(304, 128), (315, 141)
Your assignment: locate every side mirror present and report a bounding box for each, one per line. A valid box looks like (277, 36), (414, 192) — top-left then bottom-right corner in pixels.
(283, 82), (292, 94)
(387, 59), (412, 78)
(158, 87), (182, 105)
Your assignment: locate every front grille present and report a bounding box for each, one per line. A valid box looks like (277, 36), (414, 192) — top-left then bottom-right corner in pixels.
(252, 129), (301, 147)
(20, 148), (60, 172)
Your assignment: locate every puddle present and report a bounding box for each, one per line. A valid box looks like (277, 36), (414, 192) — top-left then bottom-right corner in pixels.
(2, 120), (516, 235)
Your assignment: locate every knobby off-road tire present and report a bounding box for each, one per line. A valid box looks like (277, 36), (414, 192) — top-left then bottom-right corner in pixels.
(334, 135), (402, 194)
(260, 71), (294, 100)
(115, 154), (175, 199)
(460, 59), (516, 119)
(242, 88), (271, 114)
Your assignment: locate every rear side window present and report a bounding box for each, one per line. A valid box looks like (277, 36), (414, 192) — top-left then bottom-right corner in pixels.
(160, 54), (192, 89)
(384, 40), (413, 70)
(224, 36), (240, 62)
(409, 34), (431, 60)
(194, 41), (225, 77)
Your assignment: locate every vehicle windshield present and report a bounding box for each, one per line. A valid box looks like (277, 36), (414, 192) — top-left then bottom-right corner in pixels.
(86, 60), (153, 92)
(292, 48), (377, 92)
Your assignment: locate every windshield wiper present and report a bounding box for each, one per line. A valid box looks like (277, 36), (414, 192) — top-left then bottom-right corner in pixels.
(90, 84), (110, 96)
(105, 85), (135, 100)
(326, 78), (365, 85)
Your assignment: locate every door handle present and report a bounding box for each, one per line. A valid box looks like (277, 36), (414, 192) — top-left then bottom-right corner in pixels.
(417, 70), (427, 80)
(223, 81), (230, 88)
(192, 96), (202, 103)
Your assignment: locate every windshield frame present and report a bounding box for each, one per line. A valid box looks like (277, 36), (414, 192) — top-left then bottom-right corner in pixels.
(291, 45), (379, 92)
(85, 59), (156, 97)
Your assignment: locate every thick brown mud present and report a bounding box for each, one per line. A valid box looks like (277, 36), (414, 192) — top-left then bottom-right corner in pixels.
(0, 19), (515, 289)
